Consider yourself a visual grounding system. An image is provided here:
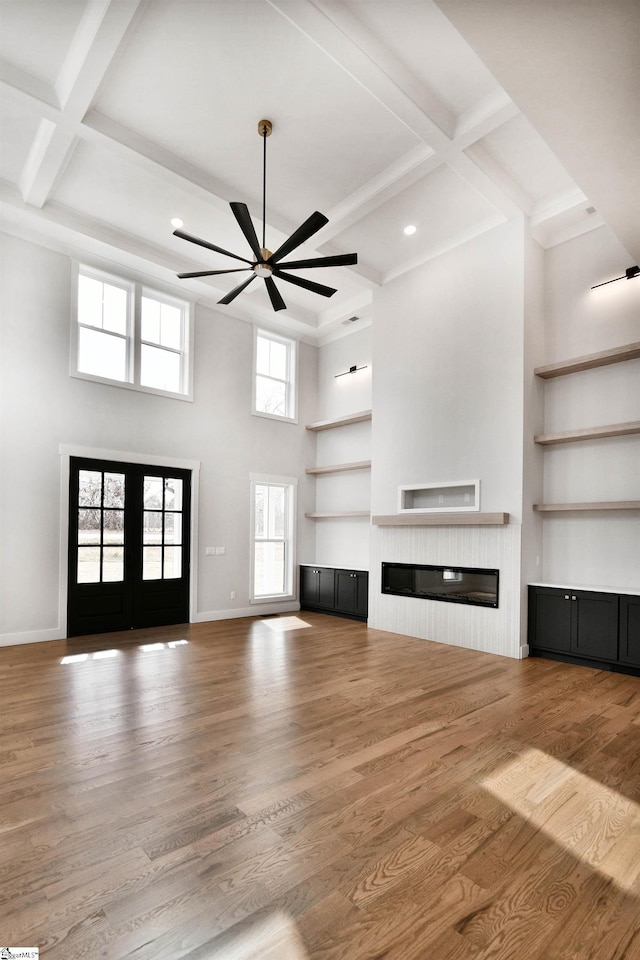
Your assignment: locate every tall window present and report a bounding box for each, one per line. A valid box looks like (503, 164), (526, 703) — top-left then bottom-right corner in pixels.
(251, 474), (296, 600)
(72, 264), (192, 400)
(253, 328), (297, 421)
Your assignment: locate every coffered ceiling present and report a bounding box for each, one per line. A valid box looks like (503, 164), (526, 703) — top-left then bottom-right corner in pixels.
(1, 0), (637, 342)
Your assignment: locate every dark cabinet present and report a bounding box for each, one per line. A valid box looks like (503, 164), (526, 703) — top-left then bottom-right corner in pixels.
(335, 569), (368, 618)
(300, 566), (335, 610)
(528, 585), (636, 672)
(619, 595), (640, 666)
(300, 566), (368, 621)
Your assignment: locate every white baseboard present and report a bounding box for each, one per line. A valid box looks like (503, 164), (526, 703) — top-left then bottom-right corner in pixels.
(192, 601), (300, 623)
(0, 626), (64, 647)
(0, 603), (302, 648)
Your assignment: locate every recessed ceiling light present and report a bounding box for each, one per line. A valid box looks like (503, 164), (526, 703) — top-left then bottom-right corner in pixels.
(404, 224), (417, 236)
(171, 217), (184, 228)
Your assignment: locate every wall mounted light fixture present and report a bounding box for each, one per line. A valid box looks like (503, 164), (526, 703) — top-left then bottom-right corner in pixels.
(335, 364), (368, 378)
(591, 265), (639, 289)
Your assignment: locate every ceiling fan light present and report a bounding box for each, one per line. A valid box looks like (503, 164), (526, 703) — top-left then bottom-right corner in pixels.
(254, 263), (273, 278)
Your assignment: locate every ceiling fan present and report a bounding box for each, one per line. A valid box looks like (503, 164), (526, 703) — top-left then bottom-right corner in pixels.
(173, 119), (357, 312)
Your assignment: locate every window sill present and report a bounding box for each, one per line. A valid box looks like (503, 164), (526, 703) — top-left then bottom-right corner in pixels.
(70, 370), (193, 402)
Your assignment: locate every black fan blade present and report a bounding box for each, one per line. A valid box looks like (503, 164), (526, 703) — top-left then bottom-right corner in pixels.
(264, 277), (287, 312)
(273, 269), (336, 298)
(173, 229), (253, 265)
(230, 202), (263, 261)
(177, 268), (251, 279)
(269, 211), (329, 264)
(278, 253), (358, 270)
(218, 275), (257, 305)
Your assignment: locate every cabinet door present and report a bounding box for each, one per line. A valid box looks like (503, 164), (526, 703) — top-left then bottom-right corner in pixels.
(530, 587), (572, 653)
(300, 567), (319, 607)
(317, 568), (335, 608)
(571, 591), (618, 661)
(335, 570), (368, 617)
(619, 596), (640, 665)
(300, 567), (334, 609)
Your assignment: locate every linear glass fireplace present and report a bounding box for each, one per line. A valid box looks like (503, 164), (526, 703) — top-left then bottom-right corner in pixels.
(382, 562), (499, 608)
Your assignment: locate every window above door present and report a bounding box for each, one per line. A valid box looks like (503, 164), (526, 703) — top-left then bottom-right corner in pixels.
(71, 262), (193, 401)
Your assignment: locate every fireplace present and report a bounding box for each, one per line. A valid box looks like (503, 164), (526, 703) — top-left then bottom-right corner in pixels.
(381, 562), (499, 608)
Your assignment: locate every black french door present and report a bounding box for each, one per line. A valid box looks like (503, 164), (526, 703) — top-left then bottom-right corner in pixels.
(67, 457), (191, 637)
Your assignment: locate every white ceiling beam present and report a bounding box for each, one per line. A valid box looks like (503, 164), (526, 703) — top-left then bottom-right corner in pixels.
(464, 142), (532, 215)
(18, 119), (77, 208)
(14, 0), (143, 211)
(453, 90), (520, 149)
(320, 144), (441, 241)
(529, 187), (589, 227)
(55, 0), (144, 117)
(269, 0), (524, 223)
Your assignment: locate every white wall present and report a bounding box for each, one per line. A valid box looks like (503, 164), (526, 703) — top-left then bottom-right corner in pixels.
(369, 220), (527, 657)
(0, 234), (317, 644)
(539, 226), (640, 590)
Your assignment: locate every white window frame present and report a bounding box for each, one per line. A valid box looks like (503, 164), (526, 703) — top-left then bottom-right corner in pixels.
(70, 261), (194, 401)
(250, 473), (297, 602)
(252, 326), (298, 422)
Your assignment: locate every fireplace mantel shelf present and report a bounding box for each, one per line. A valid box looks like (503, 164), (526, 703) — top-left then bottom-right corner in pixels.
(372, 512), (510, 526)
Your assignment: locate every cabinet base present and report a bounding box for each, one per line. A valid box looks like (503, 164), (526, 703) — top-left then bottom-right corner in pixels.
(300, 604), (367, 623)
(530, 647), (640, 677)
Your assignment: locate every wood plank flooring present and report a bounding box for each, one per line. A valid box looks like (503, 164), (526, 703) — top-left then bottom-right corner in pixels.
(2, 613), (640, 959)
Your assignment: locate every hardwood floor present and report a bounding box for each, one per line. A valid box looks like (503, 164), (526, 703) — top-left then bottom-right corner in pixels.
(2, 613), (640, 959)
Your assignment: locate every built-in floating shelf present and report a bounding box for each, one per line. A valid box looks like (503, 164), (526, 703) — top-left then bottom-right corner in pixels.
(534, 501), (640, 513)
(372, 512), (509, 526)
(305, 460), (371, 476)
(534, 421), (640, 445)
(534, 342), (640, 380)
(306, 410), (372, 431)
(305, 511), (370, 519)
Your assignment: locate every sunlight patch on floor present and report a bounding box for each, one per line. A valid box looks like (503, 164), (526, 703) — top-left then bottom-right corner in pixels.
(481, 746), (640, 893)
(61, 639), (188, 663)
(260, 616), (312, 631)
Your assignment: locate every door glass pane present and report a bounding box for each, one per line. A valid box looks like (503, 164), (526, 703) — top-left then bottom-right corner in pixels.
(144, 477), (163, 509)
(164, 546), (182, 579)
(104, 473), (125, 508)
(143, 546), (162, 580)
(78, 508), (101, 544)
(143, 511), (163, 544)
(78, 546), (101, 583)
(164, 478), (182, 511)
(103, 546), (124, 582)
(254, 542), (284, 596)
(78, 470), (102, 506)
(103, 510), (124, 545)
(164, 513), (181, 544)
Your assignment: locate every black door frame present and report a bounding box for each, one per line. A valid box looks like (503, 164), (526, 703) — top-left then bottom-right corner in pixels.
(62, 448), (198, 638)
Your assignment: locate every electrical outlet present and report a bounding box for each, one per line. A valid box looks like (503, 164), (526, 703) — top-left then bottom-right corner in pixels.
(205, 547), (215, 556)
(230, 591), (236, 600)
(438, 494), (444, 504)
(216, 546), (226, 555)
